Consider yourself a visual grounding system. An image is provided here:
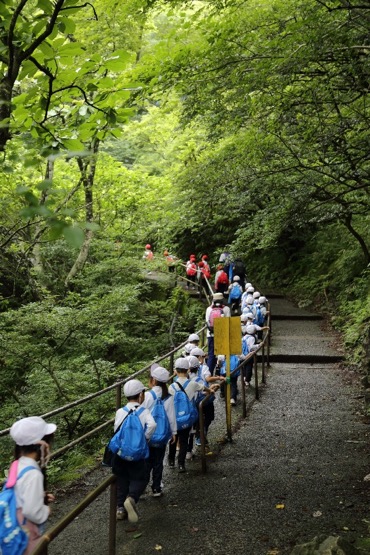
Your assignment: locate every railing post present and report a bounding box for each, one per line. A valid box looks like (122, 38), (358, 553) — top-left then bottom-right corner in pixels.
(262, 342), (266, 384)
(109, 479), (117, 555)
(199, 399), (207, 473)
(240, 367), (247, 418)
(115, 381), (122, 411)
(254, 354), (259, 400)
(169, 352), (174, 375)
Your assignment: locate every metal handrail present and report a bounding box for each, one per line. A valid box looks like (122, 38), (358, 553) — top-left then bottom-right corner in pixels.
(31, 475), (117, 555)
(0, 325), (207, 438)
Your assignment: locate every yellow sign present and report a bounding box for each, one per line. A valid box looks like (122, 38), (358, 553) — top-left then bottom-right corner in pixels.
(214, 316), (242, 356)
(229, 316), (242, 354)
(214, 317), (230, 356)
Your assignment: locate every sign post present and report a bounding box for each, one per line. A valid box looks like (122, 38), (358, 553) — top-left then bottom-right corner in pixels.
(214, 316), (242, 441)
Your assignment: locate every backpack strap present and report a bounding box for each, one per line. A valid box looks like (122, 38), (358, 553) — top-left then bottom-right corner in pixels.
(135, 406), (145, 417)
(176, 381), (190, 398)
(6, 465), (36, 489)
(149, 390), (157, 401)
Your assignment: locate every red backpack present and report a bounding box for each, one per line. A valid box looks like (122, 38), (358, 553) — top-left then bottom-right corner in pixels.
(208, 306), (224, 332)
(217, 271), (229, 285)
(186, 261), (197, 276)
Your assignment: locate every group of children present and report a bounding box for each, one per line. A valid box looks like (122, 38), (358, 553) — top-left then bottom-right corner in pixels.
(2, 255), (268, 551)
(109, 277), (269, 524)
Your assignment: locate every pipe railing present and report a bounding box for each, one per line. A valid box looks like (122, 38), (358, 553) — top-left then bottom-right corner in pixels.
(31, 475), (117, 555)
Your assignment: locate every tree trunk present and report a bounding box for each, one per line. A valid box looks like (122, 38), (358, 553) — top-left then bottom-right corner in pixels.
(342, 215), (370, 266)
(64, 141), (99, 289)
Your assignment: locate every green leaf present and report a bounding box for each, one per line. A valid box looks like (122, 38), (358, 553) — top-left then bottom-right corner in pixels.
(62, 139), (85, 151)
(63, 225), (85, 248)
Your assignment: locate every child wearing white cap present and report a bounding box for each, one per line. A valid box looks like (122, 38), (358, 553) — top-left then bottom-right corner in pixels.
(168, 358), (217, 472)
(113, 379), (156, 523)
(142, 367), (177, 497)
(9, 416), (57, 554)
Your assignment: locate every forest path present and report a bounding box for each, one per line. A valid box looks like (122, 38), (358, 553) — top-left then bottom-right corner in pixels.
(47, 296), (370, 555)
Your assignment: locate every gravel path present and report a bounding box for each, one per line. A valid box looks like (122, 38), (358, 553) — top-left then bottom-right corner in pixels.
(47, 299), (370, 555)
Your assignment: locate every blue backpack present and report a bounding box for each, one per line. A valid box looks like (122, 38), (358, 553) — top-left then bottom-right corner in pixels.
(0, 465), (36, 555)
(194, 368), (215, 407)
(228, 283), (242, 302)
(148, 391), (172, 447)
(109, 406), (149, 461)
(255, 305), (264, 326)
(219, 355), (241, 378)
(171, 380), (198, 430)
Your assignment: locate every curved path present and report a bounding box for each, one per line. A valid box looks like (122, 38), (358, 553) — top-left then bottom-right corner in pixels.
(48, 296), (369, 555)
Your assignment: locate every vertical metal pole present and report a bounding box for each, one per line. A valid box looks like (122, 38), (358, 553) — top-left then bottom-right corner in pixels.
(199, 400), (207, 473)
(240, 368), (246, 418)
(109, 480), (117, 555)
(115, 382), (121, 411)
(225, 355), (232, 441)
(254, 354), (259, 400)
(262, 343), (266, 384)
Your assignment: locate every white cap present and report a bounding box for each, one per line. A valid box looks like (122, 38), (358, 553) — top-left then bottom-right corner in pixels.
(217, 355), (225, 363)
(259, 296), (266, 304)
(188, 333), (200, 342)
(245, 283), (252, 290)
(253, 291), (260, 299)
(247, 286), (254, 293)
(240, 314), (248, 323)
(124, 379), (146, 397)
(188, 355), (200, 369)
(175, 357), (189, 370)
(213, 292), (224, 301)
(245, 312), (254, 320)
(246, 325), (257, 335)
(10, 417), (57, 446)
(183, 343), (194, 355)
(233, 275), (240, 281)
(151, 366), (170, 383)
(246, 295), (254, 305)
(190, 347), (205, 357)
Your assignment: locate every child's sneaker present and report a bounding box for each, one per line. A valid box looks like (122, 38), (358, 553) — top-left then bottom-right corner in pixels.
(195, 437), (202, 447)
(230, 398), (236, 406)
(178, 465), (186, 473)
(186, 451), (194, 460)
(116, 507), (127, 521)
(168, 458), (175, 468)
(152, 489), (163, 497)
(124, 497), (139, 523)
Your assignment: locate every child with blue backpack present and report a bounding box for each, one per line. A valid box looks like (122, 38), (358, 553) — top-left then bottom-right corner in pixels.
(215, 354), (240, 405)
(168, 358), (211, 472)
(4, 416), (57, 555)
(190, 347), (223, 445)
(142, 366), (177, 497)
(111, 379), (156, 523)
(240, 325), (259, 386)
(227, 275), (243, 314)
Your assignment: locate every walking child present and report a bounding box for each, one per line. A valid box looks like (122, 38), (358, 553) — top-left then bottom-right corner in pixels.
(142, 367), (176, 497)
(111, 379), (156, 523)
(7, 416), (57, 555)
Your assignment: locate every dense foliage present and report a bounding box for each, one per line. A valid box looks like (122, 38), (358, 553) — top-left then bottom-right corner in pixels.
(0, 0), (369, 474)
